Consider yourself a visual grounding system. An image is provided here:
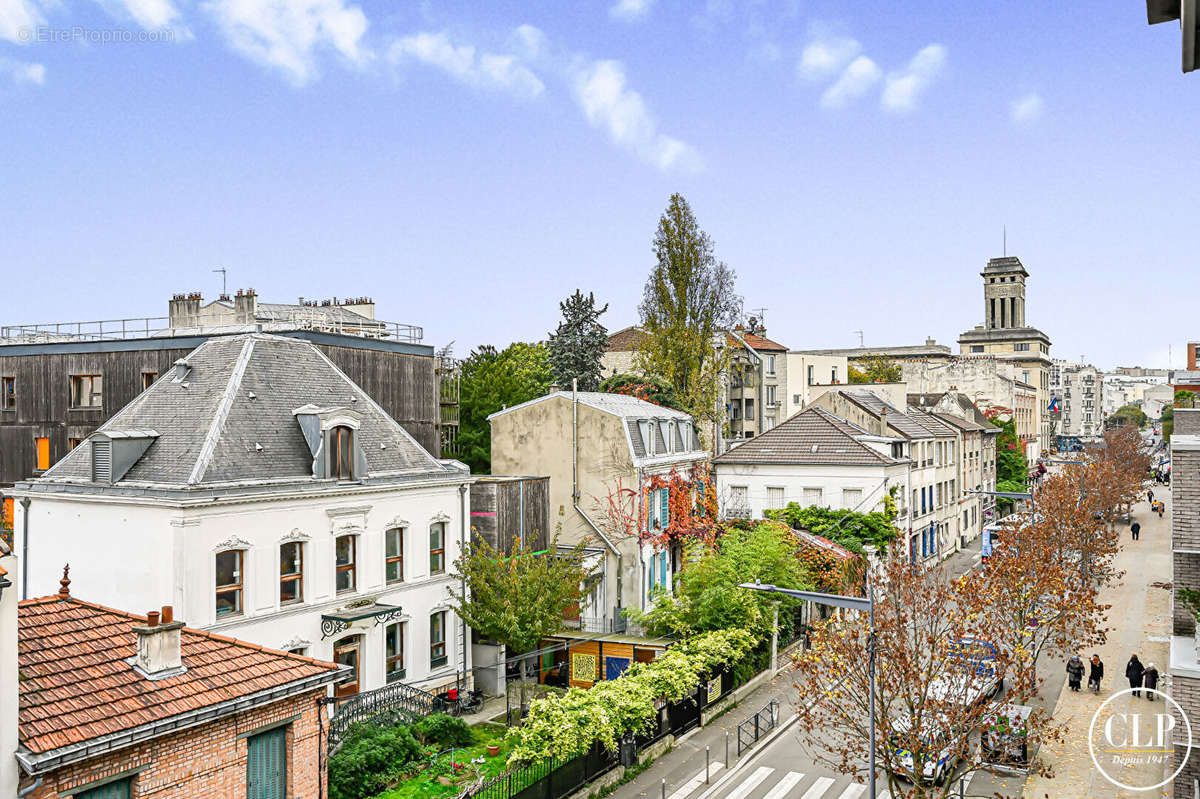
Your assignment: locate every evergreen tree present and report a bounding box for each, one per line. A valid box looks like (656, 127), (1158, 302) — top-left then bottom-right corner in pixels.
(547, 290), (609, 391)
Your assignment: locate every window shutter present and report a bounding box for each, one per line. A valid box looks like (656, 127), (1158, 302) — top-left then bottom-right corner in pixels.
(660, 488), (670, 527)
(91, 438), (112, 483)
(660, 550), (667, 586)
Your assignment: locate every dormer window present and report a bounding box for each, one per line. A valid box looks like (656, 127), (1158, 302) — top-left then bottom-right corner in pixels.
(330, 425), (354, 480)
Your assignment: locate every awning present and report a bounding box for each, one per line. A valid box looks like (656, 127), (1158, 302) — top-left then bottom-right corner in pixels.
(321, 603), (404, 639)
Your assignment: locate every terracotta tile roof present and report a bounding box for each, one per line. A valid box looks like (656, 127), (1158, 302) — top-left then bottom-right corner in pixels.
(18, 596), (342, 756)
(606, 326), (646, 352)
(733, 332), (787, 352)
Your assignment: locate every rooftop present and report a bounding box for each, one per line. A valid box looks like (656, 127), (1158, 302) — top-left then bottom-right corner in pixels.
(839, 389), (936, 440)
(792, 342), (952, 359)
(714, 405), (901, 467)
(488, 391), (694, 423)
(18, 593), (343, 765)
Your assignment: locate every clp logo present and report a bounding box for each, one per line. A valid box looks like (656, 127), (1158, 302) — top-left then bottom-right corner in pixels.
(1089, 688), (1193, 791)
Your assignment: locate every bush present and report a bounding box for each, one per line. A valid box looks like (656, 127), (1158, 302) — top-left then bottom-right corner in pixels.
(329, 723), (424, 799)
(414, 713), (475, 749)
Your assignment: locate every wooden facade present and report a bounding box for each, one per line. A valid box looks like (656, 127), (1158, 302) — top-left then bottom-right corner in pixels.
(0, 332), (441, 487)
(469, 476), (550, 553)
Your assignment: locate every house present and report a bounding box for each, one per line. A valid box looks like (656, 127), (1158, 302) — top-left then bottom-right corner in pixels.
(10, 332), (474, 700)
(712, 405), (908, 521)
(489, 391), (709, 629)
(14, 575), (345, 798)
(0, 290), (457, 501)
(782, 351), (850, 418)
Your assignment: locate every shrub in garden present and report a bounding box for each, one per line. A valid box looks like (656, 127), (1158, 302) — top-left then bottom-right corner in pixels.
(414, 713), (475, 749)
(328, 723), (423, 799)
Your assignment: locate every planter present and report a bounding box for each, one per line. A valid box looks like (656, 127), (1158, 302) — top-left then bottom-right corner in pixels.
(487, 744), (500, 757)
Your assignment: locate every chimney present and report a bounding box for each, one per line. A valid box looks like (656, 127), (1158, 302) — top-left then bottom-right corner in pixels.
(878, 406), (888, 436)
(133, 604), (185, 679)
(168, 293), (202, 328)
(342, 296), (376, 320)
(233, 288), (257, 325)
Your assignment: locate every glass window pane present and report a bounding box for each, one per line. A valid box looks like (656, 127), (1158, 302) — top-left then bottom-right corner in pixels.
(280, 578), (299, 604)
(335, 536), (353, 566)
(386, 528), (401, 558)
(429, 523), (443, 549)
(216, 550), (240, 587)
(280, 542), (301, 576)
(386, 560), (402, 583)
(216, 588), (240, 616)
(336, 568), (354, 593)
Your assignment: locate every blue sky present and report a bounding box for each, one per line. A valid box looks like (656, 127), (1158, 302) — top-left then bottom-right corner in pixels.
(0, 0), (1195, 370)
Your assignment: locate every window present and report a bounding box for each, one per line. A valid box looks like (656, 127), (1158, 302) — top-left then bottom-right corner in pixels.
(69, 374), (103, 408)
(970, 345), (984, 353)
(330, 425), (354, 480)
(386, 527), (405, 584)
(68, 437), (83, 450)
(34, 437), (49, 471)
(288, 646), (308, 656)
(793, 393), (801, 405)
(843, 488), (863, 508)
(912, 488), (919, 514)
(76, 777), (133, 799)
(385, 621), (406, 682)
(1022, 370), (1030, 384)
(335, 534), (356, 594)
(744, 398), (755, 421)
(429, 522), (446, 574)
(766, 487), (785, 510)
(280, 541), (303, 605)
(766, 385), (776, 406)
(807, 365), (814, 385)
(246, 727), (287, 799)
(765, 355), (776, 375)
(1, 377), (13, 409)
(1014, 343), (1030, 352)
(334, 635), (362, 697)
(430, 611), (448, 668)
(141, 371), (157, 390)
(802, 487), (823, 506)
(831, 367), (839, 383)
(215, 550), (243, 617)
(729, 485), (749, 516)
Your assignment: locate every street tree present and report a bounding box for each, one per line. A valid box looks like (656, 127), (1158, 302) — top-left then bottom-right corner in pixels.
(548, 290), (609, 392)
(449, 530), (594, 708)
(458, 342), (553, 473)
(792, 553), (1061, 796)
(848, 355), (902, 384)
(1107, 404), (1147, 429)
(635, 193), (742, 434)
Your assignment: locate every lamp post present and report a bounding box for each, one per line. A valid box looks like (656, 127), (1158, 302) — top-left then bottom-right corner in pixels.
(738, 581), (877, 798)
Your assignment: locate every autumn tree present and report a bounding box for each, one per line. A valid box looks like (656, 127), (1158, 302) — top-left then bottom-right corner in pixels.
(791, 553), (1060, 796)
(599, 373), (684, 411)
(635, 194), (742, 436)
(548, 290), (609, 392)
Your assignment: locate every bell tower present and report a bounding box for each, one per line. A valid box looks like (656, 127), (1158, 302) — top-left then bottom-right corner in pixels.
(982, 256), (1029, 330)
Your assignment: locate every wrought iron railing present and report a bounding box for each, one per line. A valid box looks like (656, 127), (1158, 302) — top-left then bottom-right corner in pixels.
(736, 699), (779, 756)
(327, 679), (440, 749)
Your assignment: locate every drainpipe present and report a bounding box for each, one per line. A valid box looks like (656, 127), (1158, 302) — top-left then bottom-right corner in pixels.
(571, 379), (622, 620)
(19, 497), (30, 600)
(18, 777), (42, 798)
(458, 482), (468, 691)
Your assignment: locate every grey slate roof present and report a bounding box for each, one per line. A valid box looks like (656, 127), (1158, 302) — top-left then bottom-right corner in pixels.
(256, 302), (384, 327)
(714, 406), (900, 467)
(932, 412), (987, 433)
(904, 408), (958, 437)
(488, 391), (693, 422)
(41, 333), (447, 489)
(840, 390), (934, 440)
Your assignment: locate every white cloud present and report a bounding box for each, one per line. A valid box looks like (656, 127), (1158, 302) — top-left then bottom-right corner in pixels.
(610, 0), (653, 22)
(1010, 92), (1044, 123)
(820, 55), (881, 109)
(390, 31), (544, 99)
(881, 43), (946, 113)
(0, 57), (44, 84)
(797, 34), (861, 81)
(509, 23), (545, 60)
(0, 0), (42, 44)
(572, 58), (701, 173)
(100, 0), (183, 30)
(204, 0), (370, 86)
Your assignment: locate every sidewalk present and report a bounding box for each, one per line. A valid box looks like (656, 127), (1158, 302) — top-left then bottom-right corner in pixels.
(1021, 493), (1173, 798)
(608, 670), (796, 799)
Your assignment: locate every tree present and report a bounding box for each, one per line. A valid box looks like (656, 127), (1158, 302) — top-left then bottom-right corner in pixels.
(635, 194), (742, 432)
(764, 501), (899, 556)
(1107, 404), (1147, 429)
(458, 342), (553, 473)
(1176, 389), (1196, 409)
(792, 553), (1060, 796)
(548, 290), (609, 392)
(599, 373), (684, 411)
(449, 530), (594, 708)
(848, 355), (902, 384)
(1163, 405), (1174, 442)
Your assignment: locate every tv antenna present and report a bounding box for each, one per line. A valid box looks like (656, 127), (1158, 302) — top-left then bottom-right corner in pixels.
(213, 267), (227, 295)
(854, 330), (864, 347)
(1002, 225), (1006, 256)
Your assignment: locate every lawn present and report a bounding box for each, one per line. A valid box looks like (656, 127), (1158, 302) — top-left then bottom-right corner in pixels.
(373, 723), (514, 799)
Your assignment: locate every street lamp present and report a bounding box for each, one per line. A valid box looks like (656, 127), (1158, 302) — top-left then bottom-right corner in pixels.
(737, 580), (878, 799)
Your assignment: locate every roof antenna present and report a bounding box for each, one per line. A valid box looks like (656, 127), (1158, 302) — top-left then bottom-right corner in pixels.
(854, 330), (864, 347)
(1002, 225), (1006, 257)
(213, 266), (227, 295)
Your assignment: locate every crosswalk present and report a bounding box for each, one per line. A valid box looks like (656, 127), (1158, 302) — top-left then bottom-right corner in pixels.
(669, 764), (889, 799)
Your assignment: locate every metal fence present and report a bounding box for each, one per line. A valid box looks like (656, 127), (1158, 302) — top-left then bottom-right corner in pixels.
(736, 699), (779, 757)
(326, 679), (440, 750)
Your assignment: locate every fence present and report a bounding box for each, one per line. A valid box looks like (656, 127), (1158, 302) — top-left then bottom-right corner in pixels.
(326, 679), (440, 750)
(736, 699), (779, 756)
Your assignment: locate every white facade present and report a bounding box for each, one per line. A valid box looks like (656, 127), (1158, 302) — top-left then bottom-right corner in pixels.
(715, 462), (908, 521)
(14, 477), (471, 696)
(783, 352), (851, 418)
(0, 546), (17, 799)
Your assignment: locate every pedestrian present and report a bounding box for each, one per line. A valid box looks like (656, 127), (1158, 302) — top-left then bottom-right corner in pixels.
(1127, 654), (1145, 698)
(1089, 655), (1105, 693)
(1144, 663), (1160, 700)
(1157, 502), (1165, 519)
(1066, 655), (1085, 692)
(1149, 488), (1155, 503)
(1132, 521), (1141, 541)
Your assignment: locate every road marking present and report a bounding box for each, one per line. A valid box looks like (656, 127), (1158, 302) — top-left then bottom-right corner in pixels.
(760, 771), (802, 799)
(723, 766), (773, 799)
(797, 777), (834, 799)
(666, 763), (724, 799)
(834, 784), (865, 799)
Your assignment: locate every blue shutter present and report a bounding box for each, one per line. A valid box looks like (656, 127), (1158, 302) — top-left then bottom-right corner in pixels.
(660, 550), (667, 586)
(648, 490), (656, 529)
(660, 488), (670, 527)
(247, 727), (288, 799)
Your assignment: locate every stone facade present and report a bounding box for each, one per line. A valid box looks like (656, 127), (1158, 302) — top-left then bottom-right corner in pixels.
(22, 692), (325, 798)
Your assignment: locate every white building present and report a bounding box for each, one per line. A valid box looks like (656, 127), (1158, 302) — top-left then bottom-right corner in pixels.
(10, 332), (473, 699)
(0, 541), (16, 798)
(1056, 363), (1104, 437)
(782, 351), (852, 419)
(712, 405), (909, 521)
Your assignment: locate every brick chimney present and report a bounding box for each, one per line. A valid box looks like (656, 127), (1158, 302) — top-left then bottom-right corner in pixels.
(233, 288), (257, 325)
(342, 296), (375, 320)
(133, 605), (185, 679)
(168, 293), (202, 328)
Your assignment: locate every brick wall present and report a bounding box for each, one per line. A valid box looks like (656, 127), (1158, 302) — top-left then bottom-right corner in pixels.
(21, 690), (326, 799)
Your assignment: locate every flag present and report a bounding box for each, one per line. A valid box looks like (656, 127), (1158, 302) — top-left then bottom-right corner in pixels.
(1048, 397), (1060, 413)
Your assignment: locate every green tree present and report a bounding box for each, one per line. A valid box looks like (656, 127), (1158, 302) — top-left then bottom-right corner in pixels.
(1163, 405), (1174, 442)
(635, 194), (742, 433)
(1108, 404), (1147, 429)
(548, 290), (609, 392)
(599, 373), (684, 410)
(1176, 389), (1196, 409)
(848, 355), (902, 384)
(449, 530), (594, 705)
(458, 342), (553, 473)
(990, 416), (1028, 485)
(764, 502), (899, 555)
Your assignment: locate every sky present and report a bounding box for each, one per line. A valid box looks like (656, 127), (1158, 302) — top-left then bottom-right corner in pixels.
(0, 0), (1196, 371)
